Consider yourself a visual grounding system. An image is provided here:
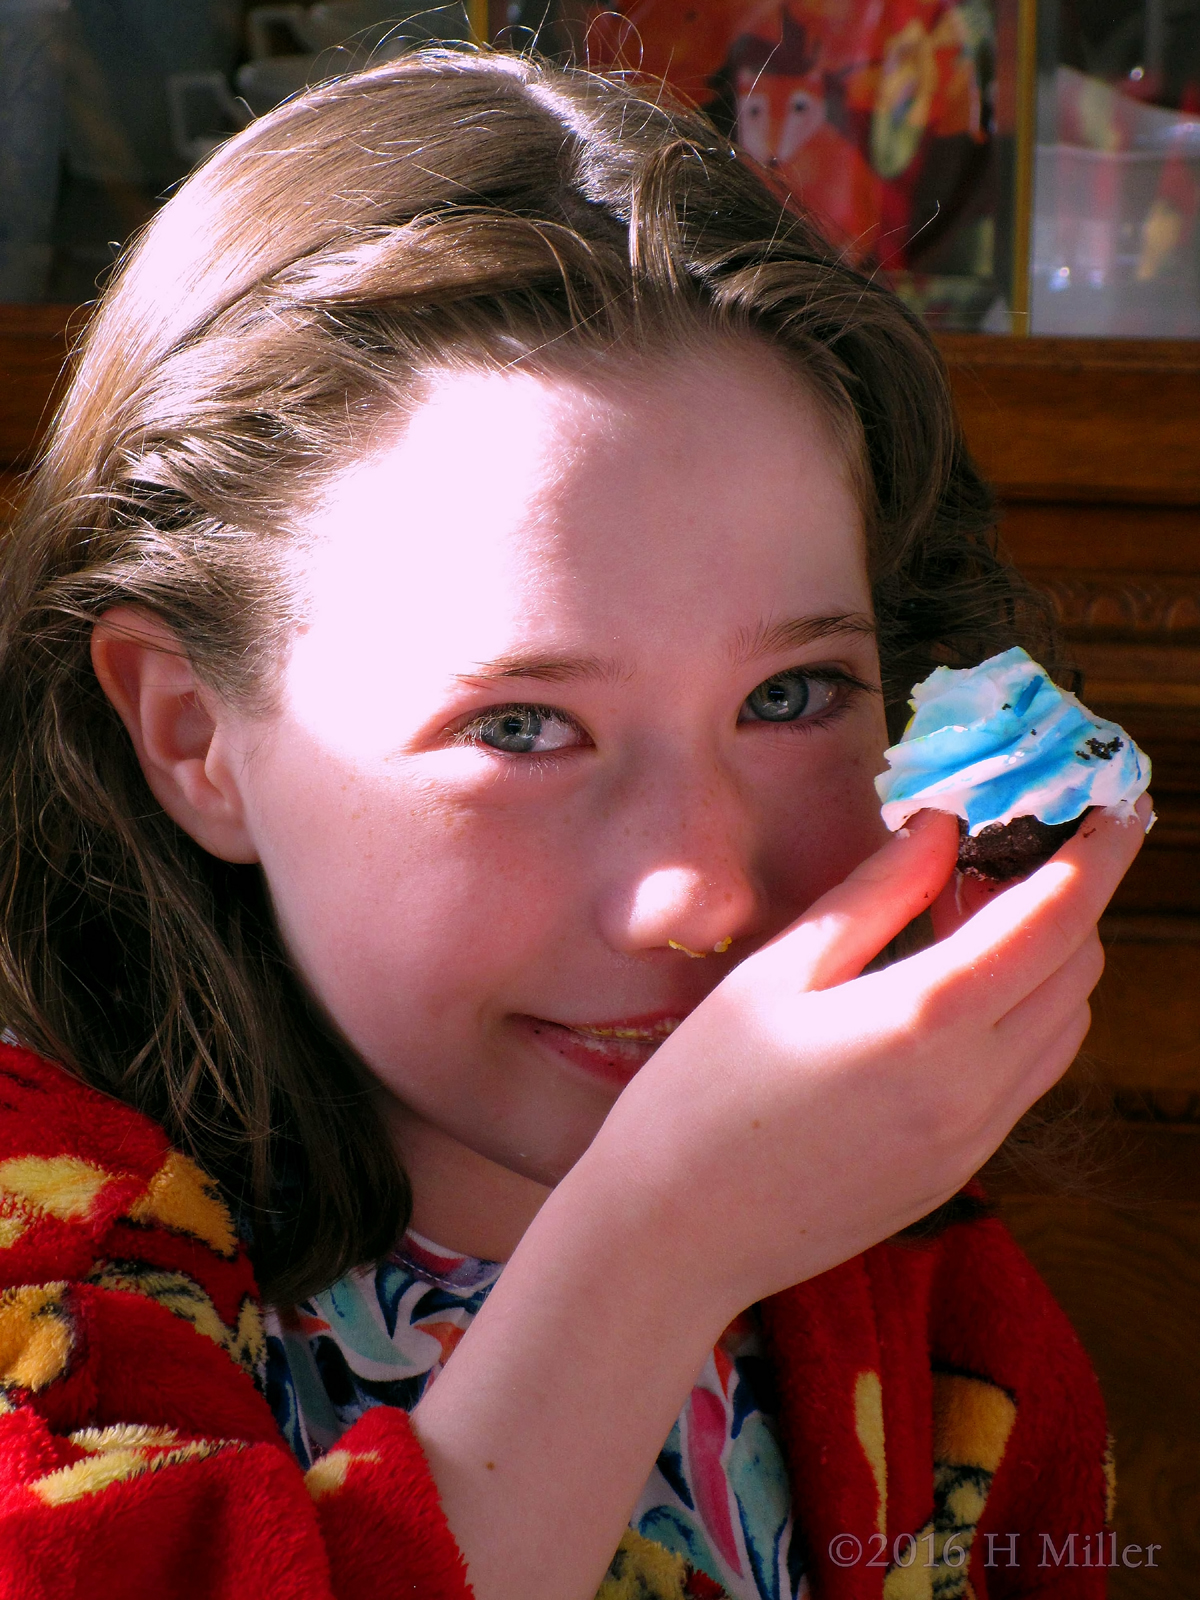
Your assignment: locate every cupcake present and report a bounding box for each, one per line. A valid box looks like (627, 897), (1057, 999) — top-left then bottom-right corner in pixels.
(874, 647), (1151, 882)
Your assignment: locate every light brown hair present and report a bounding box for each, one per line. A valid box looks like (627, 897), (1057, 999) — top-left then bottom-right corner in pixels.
(0, 47), (1057, 1301)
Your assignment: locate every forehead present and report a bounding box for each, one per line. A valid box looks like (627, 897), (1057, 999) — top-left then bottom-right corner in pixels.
(293, 340), (869, 665)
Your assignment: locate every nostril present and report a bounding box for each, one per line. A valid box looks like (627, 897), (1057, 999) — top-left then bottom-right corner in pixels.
(612, 861), (760, 959)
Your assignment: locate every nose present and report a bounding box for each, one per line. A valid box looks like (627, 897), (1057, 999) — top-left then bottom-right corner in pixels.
(596, 761), (768, 958)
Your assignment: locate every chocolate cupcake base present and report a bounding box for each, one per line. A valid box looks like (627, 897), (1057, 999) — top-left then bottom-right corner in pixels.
(956, 812), (1086, 883)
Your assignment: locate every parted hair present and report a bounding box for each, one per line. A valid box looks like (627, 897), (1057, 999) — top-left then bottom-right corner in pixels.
(0, 47), (1059, 1302)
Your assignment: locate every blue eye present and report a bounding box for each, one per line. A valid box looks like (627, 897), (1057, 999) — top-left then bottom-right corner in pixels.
(740, 672), (836, 723)
(468, 706), (582, 754)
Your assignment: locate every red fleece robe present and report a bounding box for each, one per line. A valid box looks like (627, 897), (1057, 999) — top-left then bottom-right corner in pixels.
(0, 1043), (1110, 1600)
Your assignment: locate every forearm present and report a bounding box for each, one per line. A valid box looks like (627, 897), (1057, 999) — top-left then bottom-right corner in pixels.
(409, 1143), (730, 1600)
(409, 804), (1150, 1600)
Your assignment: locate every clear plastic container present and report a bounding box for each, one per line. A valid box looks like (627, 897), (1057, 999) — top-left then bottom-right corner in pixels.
(1031, 62), (1200, 335)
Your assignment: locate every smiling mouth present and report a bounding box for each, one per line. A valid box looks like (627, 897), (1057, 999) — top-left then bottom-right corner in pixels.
(563, 1018), (682, 1041)
(519, 1013), (685, 1086)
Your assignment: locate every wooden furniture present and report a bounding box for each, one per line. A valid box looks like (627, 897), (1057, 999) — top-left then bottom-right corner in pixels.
(0, 303), (75, 506)
(942, 336), (1200, 1599)
(3, 314), (1198, 1595)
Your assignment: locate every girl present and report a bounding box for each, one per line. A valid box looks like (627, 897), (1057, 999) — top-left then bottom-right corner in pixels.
(0, 47), (1147, 1600)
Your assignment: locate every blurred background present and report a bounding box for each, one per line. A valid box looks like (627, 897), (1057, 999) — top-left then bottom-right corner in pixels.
(2, 0), (1200, 332)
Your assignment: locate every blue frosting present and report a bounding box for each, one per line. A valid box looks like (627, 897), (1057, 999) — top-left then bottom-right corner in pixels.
(875, 647), (1150, 834)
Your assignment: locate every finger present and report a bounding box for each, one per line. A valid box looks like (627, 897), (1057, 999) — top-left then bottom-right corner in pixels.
(994, 929), (1103, 1055)
(905, 800), (1146, 1025)
(928, 869), (1004, 942)
(969, 1003), (1095, 1172)
(929, 794), (1153, 944)
(1006, 1000), (1094, 1120)
(756, 809), (960, 991)
(953, 941), (1101, 1165)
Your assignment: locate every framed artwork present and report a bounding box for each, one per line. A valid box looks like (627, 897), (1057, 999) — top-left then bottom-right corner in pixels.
(575, 0), (1026, 330)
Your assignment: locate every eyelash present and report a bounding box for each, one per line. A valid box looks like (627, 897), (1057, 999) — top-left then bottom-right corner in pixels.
(450, 703), (588, 750)
(744, 668), (873, 732)
(450, 669), (872, 758)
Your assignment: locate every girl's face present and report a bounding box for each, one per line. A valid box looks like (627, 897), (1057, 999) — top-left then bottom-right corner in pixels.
(226, 341), (889, 1250)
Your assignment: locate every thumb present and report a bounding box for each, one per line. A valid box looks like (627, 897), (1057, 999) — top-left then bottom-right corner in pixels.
(751, 809), (959, 993)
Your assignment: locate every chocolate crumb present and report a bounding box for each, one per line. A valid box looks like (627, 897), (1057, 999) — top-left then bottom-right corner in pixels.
(956, 812), (1086, 882)
(1089, 736), (1121, 760)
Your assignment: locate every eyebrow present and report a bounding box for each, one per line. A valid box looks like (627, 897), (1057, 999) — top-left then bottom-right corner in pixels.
(728, 612), (876, 669)
(455, 614), (875, 688)
(455, 652), (628, 687)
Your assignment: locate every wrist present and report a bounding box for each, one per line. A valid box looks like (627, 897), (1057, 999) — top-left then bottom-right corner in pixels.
(409, 1142), (732, 1600)
(534, 1125), (738, 1345)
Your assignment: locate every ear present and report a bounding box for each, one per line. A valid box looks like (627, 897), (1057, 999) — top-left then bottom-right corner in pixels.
(90, 606), (260, 864)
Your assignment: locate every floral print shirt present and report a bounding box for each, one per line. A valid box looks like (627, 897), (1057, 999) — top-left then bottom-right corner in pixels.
(264, 1232), (808, 1600)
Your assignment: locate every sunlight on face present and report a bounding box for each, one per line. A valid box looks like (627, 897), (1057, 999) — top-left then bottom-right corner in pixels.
(230, 339), (890, 1254)
(284, 369), (576, 762)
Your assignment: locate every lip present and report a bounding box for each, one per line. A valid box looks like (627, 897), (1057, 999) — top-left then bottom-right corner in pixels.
(558, 1013), (683, 1040)
(515, 1011), (686, 1088)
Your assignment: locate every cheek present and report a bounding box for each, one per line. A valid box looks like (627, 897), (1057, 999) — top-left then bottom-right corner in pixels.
(756, 718), (890, 907)
(242, 737), (582, 1018)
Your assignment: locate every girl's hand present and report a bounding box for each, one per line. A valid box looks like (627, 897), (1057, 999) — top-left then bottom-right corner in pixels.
(591, 796), (1152, 1319)
(412, 798), (1148, 1600)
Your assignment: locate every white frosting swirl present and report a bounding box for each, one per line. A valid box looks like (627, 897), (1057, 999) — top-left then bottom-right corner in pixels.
(875, 647), (1151, 834)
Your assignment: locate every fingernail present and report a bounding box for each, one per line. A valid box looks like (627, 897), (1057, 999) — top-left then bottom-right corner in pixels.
(1100, 796), (1155, 833)
(904, 808), (947, 834)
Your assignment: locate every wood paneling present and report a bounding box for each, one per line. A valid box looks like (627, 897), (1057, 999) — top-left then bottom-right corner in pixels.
(998, 502), (1200, 575)
(1083, 939), (1200, 1092)
(941, 336), (1200, 1600)
(0, 304), (76, 469)
(995, 1189), (1200, 1600)
(940, 335), (1200, 503)
(941, 337), (1200, 933)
